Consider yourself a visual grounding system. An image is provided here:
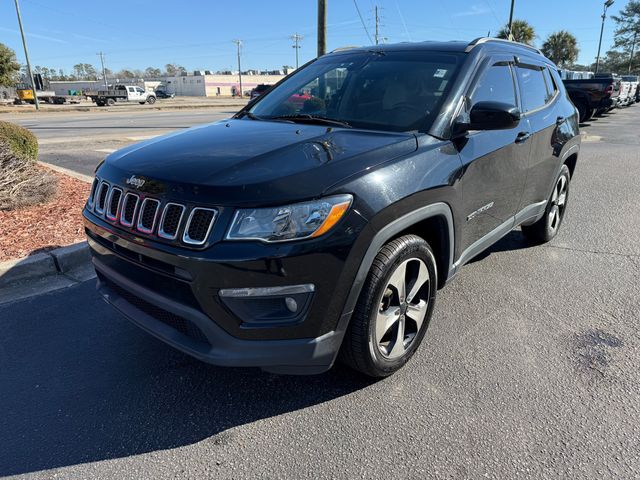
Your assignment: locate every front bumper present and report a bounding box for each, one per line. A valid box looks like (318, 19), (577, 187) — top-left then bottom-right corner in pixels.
(84, 208), (367, 373)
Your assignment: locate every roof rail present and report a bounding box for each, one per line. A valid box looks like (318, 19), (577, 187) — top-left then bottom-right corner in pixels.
(465, 37), (541, 55)
(330, 45), (359, 53)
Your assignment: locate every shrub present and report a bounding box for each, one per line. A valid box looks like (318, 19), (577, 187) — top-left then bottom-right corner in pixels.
(0, 121), (38, 161)
(0, 142), (56, 210)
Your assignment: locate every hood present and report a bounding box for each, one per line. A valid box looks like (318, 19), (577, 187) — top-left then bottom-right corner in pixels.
(98, 119), (417, 206)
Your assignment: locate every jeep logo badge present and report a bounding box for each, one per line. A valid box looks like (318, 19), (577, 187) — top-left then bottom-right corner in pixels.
(126, 175), (146, 188)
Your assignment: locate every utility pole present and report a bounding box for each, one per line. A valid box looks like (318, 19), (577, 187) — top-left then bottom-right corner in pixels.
(629, 30), (638, 74)
(97, 52), (108, 89)
(375, 5), (380, 45)
(317, 0), (326, 57)
(291, 33), (303, 69)
(507, 0), (515, 41)
(13, 0), (39, 110)
(596, 0), (615, 74)
(233, 39), (242, 98)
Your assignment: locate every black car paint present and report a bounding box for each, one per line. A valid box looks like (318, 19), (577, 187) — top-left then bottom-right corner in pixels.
(84, 40), (580, 373)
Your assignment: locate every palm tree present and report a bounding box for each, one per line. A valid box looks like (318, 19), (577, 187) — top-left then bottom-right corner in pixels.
(497, 19), (536, 46)
(541, 31), (579, 67)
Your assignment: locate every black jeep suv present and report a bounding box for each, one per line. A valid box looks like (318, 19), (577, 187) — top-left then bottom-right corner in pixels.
(84, 38), (580, 377)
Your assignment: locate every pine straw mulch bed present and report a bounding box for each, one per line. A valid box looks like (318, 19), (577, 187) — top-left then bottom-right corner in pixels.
(0, 168), (91, 262)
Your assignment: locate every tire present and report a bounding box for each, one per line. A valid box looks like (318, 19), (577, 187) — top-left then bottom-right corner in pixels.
(106, 98), (115, 106)
(575, 100), (588, 123)
(584, 107), (594, 122)
(146, 96), (156, 104)
(521, 164), (570, 244)
(139, 101), (146, 105)
(341, 235), (438, 377)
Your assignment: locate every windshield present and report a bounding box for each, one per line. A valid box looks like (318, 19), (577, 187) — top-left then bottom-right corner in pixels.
(248, 50), (463, 132)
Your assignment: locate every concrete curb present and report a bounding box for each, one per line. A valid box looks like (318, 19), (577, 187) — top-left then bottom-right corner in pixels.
(0, 242), (91, 288)
(41, 162), (93, 183)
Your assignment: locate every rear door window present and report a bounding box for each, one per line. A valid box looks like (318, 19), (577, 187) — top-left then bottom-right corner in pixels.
(516, 66), (549, 112)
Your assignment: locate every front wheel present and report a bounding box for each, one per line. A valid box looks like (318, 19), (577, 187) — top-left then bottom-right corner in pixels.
(521, 164), (570, 244)
(341, 235), (438, 377)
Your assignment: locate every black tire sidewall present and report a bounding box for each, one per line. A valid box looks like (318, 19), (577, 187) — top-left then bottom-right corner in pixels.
(542, 164), (571, 241)
(364, 237), (438, 376)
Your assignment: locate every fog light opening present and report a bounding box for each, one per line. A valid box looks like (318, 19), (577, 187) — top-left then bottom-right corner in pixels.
(285, 297), (298, 313)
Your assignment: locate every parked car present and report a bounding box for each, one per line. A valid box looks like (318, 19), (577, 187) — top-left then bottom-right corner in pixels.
(563, 76), (619, 121)
(155, 89), (175, 99)
(84, 38), (580, 377)
(250, 84), (271, 99)
(621, 75), (639, 103)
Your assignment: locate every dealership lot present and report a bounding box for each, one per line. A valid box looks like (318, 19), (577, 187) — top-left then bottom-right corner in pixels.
(1, 106), (639, 478)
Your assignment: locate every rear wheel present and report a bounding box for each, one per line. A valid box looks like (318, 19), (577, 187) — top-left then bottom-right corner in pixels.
(146, 96), (156, 104)
(106, 98), (116, 106)
(341, 235), (437, 377)
(575, 100), (588, 123)
(584, 106), (594, 121)
(521, 164), (570, 244)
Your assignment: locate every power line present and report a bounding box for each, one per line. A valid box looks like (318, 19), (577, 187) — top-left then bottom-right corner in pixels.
(394, 1), (412, 41)
(353, 0), (373, 44)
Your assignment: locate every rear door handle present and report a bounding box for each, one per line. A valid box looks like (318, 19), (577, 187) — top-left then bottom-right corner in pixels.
(556, 116), (566, 125)
(515, 131), (531, 143)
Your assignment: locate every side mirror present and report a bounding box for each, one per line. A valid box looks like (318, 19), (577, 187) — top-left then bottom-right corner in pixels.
(468, 101), (521, 130)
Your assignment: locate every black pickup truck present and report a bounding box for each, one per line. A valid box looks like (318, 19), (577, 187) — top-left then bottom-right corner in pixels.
(563, 77), (619, 122)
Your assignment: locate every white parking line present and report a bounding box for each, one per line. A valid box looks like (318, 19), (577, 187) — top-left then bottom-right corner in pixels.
(95, 148), (116, 153)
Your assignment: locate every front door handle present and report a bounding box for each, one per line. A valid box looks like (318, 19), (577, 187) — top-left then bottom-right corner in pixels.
(515, 131), (531, 143)
(556, 116), (566, 125)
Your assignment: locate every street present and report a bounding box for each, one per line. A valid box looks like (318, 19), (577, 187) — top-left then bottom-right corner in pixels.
(1, 108), (235, 177)
(1, 106), (639, 479)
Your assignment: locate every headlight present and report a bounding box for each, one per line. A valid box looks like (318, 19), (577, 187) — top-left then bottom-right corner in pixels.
(226, 195), (353, 242)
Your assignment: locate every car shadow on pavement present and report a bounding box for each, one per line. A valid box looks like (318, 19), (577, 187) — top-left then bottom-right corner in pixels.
(468, 230), (533, 264)
(0, 281), (375, 476)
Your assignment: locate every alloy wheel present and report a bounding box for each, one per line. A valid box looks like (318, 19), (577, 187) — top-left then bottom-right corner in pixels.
(548, 174), (568, 234)
(375, 258), (430, 359)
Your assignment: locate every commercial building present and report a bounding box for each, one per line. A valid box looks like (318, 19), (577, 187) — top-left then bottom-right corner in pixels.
(48, 71), (288, 97)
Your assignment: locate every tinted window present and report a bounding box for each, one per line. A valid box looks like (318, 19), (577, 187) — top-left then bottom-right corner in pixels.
(516, 66), (549, 112)
(470, 64), (516, 106)
(250, 51), (463, 132)
(542, 68), (557, 102)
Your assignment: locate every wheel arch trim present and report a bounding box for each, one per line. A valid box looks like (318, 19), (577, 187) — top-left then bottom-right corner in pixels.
(339, 202), (454, 323)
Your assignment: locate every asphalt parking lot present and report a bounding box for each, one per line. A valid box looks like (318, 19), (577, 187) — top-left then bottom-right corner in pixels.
(1, 106), (639, 479)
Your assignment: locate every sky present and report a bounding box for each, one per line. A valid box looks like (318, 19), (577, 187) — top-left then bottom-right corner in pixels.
(0, 0), (630, 74)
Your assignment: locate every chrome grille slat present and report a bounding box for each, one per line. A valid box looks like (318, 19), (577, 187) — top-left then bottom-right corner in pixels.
(158, 203), (186, 240)
(136, 198), (160, 234)
(106, 187), (123, 221)
(183, 208), (217, 245)
(95, 181), (110, 215)
(88, 178), (99, 209)
(119, 193), (139, 227)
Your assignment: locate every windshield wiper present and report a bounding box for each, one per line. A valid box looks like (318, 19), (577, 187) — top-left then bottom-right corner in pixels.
(267, 114), (352, 128)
